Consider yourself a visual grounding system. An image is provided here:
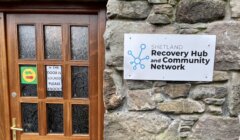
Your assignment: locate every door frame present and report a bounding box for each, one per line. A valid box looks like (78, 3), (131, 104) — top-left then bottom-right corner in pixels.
(0, 2), (106, 140)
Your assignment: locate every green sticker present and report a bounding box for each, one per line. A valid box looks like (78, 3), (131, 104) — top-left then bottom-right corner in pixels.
(20, 66), (37, 84)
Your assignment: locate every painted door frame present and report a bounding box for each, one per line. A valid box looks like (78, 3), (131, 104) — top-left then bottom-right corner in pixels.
(0, 2), (106, 140)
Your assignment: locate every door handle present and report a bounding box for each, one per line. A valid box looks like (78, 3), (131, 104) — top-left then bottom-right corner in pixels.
(11, 118), (23, 140)
(11, 127), (23, 131)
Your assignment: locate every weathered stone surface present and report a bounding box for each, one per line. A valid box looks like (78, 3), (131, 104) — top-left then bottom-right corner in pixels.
(189, 115), (240, 140)
(207, 105), (223, 115)
(228, 72), (240, 116)
(147, 13), (171, 25)
(107, 0), (151, 19)
(104, 0), (240, 139)
(104, 69), (124, 110)
(104, 20), (177, 67)
(105, 112), (171, 140)
(157, 99), (205, 114)
(179, 126), (191, 132)
(205, 21), (240, 70)
(153, 81), (167, 87)
(178, 23), (208, 30)
(177, 23), (207, 34)
(168, 0), (177, 5)
(159, 84), (191, 99)
(213, 71), (229, 82)
(180, 120), (195, 126)
(190, 86), (227, 100)
(152, 4), (173, 16)
(127, 80), (153, 90)
(151, 93), (165, 103)
(179, 132), (190, 138)
(179, 29), (199, 34)
(115, 67), (123, 71)
(147, 4), (173, 25)
(180, 115), (200, 121)
(148, 0), (167, 4)
(203, 98), (225, 105)
(230, 0), (240, 18)
(127, 89), (155, 111)
(176, 0), (226, 23)
(156, 120), (180, 140)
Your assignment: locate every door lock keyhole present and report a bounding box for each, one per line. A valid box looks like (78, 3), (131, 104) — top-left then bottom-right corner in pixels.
(11, 92), (17, 98)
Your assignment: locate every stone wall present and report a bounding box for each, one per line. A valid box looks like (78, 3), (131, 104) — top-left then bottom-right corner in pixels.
(103, 0), (240, 139)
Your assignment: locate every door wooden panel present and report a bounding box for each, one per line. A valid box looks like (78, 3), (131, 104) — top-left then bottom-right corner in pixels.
(7, 14), (99, 140)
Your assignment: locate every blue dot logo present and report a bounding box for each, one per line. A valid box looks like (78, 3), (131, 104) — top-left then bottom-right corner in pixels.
(128, 44), (150, 70)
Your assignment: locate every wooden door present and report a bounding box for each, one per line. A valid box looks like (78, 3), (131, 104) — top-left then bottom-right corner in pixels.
(7, 14), (99, 140)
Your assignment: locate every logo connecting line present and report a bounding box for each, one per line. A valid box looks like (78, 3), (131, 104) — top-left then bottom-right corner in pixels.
(128, 44), (150, 70)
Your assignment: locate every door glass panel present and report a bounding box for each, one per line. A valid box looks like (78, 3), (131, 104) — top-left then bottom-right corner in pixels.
(21, 103), (38, 133)
(20, 65), (38, 97)
(46, 66), (63, 97)
(18, 25), (36, 59)
(21, 84), (37, 97)
(72, 67), (88, 98)
(72, 105), (89, 134)
(44, 26), (62, 59)
(70, 26), (88, 60)
(47, 104), (63, 133)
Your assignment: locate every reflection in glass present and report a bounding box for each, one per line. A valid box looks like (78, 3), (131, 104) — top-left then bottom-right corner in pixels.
(21, 84), (37, 96)
(72, 105), (89, 134)
(47, 104), (63, 133)
(44, 26), (62, 59)
(72, 67), (88, 98)
(22, 103), (38, 133)
(71, 26), (88, 60)
(18, 25), (36, 59)
(47, 91), (63, 97)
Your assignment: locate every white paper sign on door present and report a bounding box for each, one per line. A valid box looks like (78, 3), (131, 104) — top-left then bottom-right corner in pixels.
(46, 66), (62, 91)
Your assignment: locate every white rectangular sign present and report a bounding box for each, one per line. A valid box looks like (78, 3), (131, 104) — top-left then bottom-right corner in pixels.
(124, 34), (216, 81)
(46, 66), (62, 91)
